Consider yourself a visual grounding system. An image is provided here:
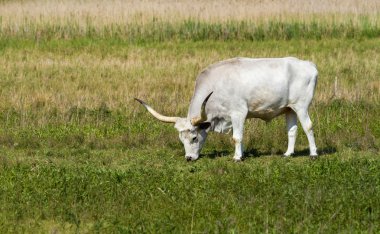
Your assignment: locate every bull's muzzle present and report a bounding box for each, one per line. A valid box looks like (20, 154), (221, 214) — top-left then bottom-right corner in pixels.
(185, 155), (197, 161)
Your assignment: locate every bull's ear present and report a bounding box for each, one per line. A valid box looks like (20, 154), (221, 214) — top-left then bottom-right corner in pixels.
(198, 122), (211, 130)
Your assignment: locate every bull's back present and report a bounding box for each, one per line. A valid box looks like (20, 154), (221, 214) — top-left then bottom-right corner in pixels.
(190, 57), (317, 121)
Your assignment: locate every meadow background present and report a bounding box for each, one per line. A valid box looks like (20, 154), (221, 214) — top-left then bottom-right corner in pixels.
(0, 0), (379, 232)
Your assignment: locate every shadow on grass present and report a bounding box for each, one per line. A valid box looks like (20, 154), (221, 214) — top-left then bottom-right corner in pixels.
(201, 150), (231, 159)
(292, 146), (337, 157)
(245, 146), (337, 158)
(200, 146), (337, 159)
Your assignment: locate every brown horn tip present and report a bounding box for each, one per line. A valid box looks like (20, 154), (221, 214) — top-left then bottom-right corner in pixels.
(134, 98), (145, 105)
(203, 92), (213, 104)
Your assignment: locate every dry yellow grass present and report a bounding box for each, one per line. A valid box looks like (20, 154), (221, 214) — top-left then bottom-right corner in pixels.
(1, 0), (379, 27)
(0, 40), (379, 117)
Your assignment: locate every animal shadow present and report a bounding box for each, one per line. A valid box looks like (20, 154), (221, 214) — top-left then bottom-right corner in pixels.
(244, 146), (337, 158)
(244, 148), (281, 158)
(289, 146), (337, 157)
(201, 150), (231, 159)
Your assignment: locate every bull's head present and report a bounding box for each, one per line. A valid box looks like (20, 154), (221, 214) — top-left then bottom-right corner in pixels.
(135, 92), (212, 161)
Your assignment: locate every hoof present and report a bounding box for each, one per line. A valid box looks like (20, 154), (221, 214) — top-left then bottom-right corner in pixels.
(310, 155), (318, 160)
(283, 152), (294, 157)
(233, 157), (243, 162)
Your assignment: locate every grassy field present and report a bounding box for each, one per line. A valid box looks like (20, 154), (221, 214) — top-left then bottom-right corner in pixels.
(0, 0), (380, 233)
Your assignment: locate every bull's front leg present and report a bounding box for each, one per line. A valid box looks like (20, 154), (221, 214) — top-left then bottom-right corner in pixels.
(284, 109), (298, 156)
(231, 113), (246, 162)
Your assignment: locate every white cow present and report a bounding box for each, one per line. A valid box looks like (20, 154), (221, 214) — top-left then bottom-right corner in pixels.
(135, 57), (318, 161)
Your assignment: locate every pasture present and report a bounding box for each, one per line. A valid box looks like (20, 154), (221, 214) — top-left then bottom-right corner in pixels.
(0, 0), (379, 232)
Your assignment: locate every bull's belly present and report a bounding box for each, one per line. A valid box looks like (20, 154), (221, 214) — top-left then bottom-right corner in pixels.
(247, 107), (290, 121)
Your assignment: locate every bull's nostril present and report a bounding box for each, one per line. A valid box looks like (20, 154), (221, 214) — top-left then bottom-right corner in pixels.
(186, 156), (192, 161)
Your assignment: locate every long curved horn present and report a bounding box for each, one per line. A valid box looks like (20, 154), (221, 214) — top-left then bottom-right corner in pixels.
(135, 98), (180, 123)
(191, 92), (213, 126)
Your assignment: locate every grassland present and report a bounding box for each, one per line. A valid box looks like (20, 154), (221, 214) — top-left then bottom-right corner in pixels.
(0, 0), (380, 233)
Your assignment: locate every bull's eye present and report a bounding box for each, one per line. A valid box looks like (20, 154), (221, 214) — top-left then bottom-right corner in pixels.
(192, 136), (198, 143)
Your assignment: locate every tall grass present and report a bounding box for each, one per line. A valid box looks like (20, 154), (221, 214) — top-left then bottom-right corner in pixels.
(2, 19), (380, 41)
(1, 0), (380, 41)
(2, 0), (379, 23)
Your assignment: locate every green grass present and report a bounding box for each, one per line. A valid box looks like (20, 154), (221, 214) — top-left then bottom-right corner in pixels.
(0, 21), (379, 232)
(1, 148), (379, 233)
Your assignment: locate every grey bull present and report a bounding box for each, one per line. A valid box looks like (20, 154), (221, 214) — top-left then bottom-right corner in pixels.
(135, 57), (318, 161)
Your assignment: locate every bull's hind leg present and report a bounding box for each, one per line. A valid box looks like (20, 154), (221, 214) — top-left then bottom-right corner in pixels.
(284, 109), (298, 156)
(294, 109), (318, 157)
